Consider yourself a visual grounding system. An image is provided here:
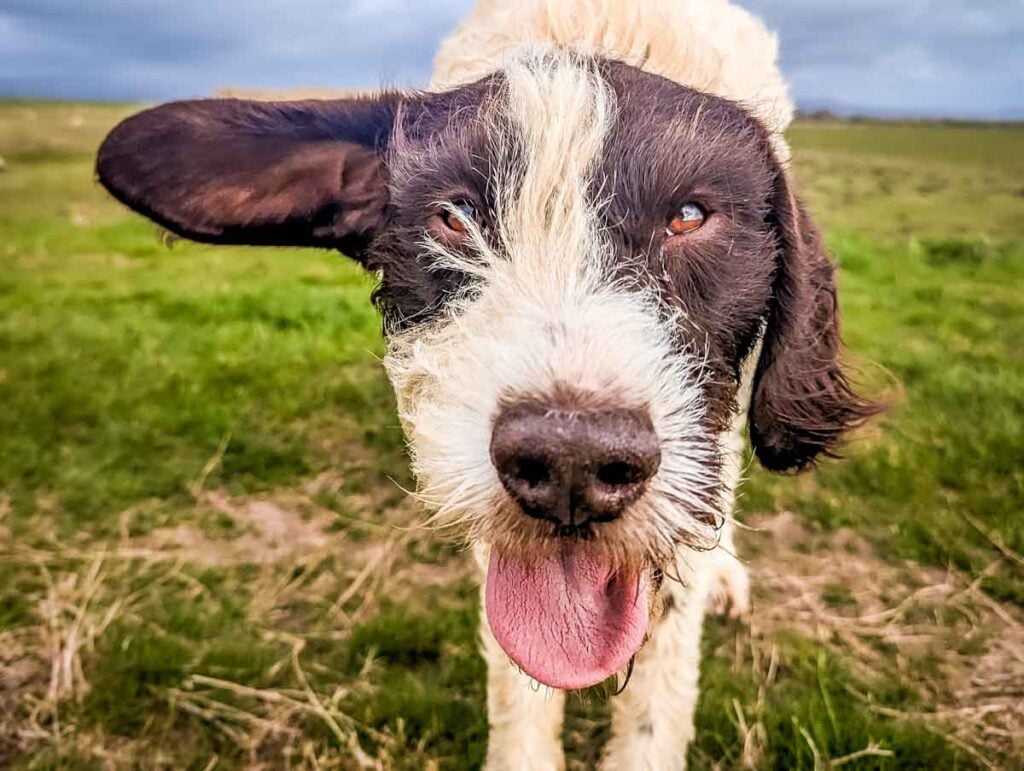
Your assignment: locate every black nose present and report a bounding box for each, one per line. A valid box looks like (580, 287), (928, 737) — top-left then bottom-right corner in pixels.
(490, 403), (661, 529)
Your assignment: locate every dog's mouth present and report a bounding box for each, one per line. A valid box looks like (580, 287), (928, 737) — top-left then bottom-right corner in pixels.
(485, 541), (648, 690)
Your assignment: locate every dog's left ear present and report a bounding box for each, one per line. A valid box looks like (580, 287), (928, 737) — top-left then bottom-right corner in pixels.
(96, 95), (401, 260)
(748, 162), (880, 472)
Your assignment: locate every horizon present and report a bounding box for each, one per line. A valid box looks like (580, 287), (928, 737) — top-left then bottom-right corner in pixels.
(4, 95), (1023, 124)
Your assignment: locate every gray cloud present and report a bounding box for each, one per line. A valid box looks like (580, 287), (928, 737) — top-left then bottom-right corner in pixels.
(743, 0), (1024, 116)
(0, 0), (473, 100)
(1, 0), (1021, 117)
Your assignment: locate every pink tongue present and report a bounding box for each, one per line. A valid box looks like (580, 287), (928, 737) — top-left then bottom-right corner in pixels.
(486, 546), (648, 690)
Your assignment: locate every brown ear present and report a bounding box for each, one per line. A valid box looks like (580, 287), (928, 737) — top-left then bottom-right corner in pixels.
(749, 167), (880, 472)
(96, 95), (399, 258)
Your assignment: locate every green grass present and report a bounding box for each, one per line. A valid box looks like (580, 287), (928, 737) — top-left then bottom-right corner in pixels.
(1, 102), (1022, 768)
(788, 121), (1024, 240)
(693, 627), (953, 770)
(740, 231), (1024, 602)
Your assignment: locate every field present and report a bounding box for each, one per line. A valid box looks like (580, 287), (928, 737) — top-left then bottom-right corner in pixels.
(1, 102), (1022, 769)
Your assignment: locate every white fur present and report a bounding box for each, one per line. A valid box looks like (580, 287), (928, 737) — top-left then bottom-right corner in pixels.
(602, 550), (716, 769)
(431, 0), (794, 159)
(392, 2), (788, 766)
(385, 50), (721, 567)
(476, 542), (568, 771)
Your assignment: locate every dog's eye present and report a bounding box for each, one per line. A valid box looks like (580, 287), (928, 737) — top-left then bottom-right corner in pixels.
(438, 200), (478, 235)
(665, 203), (707, 236)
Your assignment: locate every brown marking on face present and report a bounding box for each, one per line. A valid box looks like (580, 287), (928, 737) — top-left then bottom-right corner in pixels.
(95, 53), (878, 567)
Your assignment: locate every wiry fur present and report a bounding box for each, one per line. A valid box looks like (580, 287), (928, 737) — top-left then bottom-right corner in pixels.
(92, 2), (876, 767)
(422, 5), (786, 770)
(431, 0), (794, 157)
(384, 51), (723, 573)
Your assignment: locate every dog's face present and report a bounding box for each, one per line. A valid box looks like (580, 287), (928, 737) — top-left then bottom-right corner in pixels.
(98, 50), (874, 690)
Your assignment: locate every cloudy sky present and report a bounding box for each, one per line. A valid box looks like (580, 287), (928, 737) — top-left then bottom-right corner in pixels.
(2, 0), (1022, 118)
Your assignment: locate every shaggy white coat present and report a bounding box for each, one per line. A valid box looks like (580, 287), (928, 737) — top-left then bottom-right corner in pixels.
(406, 2), (790, 767)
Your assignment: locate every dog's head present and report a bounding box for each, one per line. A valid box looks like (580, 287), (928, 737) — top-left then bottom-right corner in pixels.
(98, 50), (876, 689)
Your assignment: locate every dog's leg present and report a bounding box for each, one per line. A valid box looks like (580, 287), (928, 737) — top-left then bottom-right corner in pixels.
(476, 545), (565, 770)
(600, 551), (714, 770)
(481, 612), (566, 770)
(708, 424), (751, 618)
(705, 517), (750, 618)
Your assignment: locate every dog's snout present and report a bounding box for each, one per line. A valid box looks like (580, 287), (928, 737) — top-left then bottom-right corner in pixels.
(490, 403), (661, 528)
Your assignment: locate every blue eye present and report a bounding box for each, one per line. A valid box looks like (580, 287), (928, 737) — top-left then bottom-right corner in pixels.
(666, 202), (707, 236)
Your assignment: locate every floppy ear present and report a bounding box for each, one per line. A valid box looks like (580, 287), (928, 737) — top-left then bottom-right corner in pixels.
(96, 95), (399, 258)
(749, 165), (880, 472)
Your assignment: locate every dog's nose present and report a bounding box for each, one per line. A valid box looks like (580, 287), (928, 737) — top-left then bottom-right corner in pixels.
(490, 403), (661, 528)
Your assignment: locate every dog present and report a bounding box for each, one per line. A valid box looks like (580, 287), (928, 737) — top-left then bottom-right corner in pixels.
(96, 0), (877, 767)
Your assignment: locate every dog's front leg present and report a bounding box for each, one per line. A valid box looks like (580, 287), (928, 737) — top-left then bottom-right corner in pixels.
(476, 544), (565, 770)
(600, 552), (714, 770)
(480, 607), (566, 770)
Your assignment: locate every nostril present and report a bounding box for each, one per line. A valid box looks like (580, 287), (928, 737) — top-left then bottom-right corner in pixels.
(491, 402), (660, 526)
(514, 457), (551, 488)
(596, 461), (644, 487)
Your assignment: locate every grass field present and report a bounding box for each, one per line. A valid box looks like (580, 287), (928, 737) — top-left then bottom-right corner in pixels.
(1, 102), (1022, 769)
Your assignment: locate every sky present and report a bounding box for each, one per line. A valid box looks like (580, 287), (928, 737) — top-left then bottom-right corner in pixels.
(1, 0), (1022, 119)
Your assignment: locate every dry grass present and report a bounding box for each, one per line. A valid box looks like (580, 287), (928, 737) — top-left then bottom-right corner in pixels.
(0, 470), (472, 768)
(3, 484), (1023, 767)
(730, 512), (1024, 768)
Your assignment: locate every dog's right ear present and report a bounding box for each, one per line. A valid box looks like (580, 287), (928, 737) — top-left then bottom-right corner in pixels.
(96, 95), (400, 260)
